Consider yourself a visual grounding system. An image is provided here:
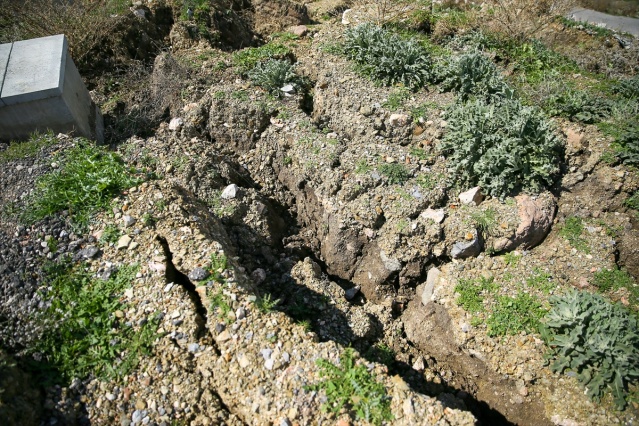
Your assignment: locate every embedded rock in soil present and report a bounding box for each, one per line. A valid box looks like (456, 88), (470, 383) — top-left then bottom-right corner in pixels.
(402, 299), (553, 426)
(493, 193), (557, 252)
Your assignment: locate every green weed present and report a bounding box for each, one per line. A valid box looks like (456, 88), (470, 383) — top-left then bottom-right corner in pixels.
(559, 216), (589, 253)
(355, 160), (371, 174)
(379, 163), (410, 185)
(0, 131), (58, 164)
(100, 224), (121, 245)
(25, 142), (139, 228)
(309, 348), (393, 425)
(383, 86), (410, 111)
(487, 293), (546, 337)
(208, 252), (228, 283)
(503, 252), (521, 266)
(455, 276), (498, 313)
(541, 290), (639, 409)
(526, 268), (555, 294)
(255, 293), (280, 313)
(248, 59), (300, 96)
(209, 290), (232, 324)
(232, 43), (291, 74)
(35, 262), (157, 383)
(343, 23), (433, 89)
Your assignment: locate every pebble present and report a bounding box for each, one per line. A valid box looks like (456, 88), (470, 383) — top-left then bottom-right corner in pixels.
(123, 215), (137, 227)
(188, 267), (210, 281)
(221, 184), (240, 199)
(117, 235), (132, 250)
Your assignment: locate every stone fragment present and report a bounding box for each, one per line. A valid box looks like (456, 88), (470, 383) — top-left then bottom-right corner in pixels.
(188, 267), (210, 281)
(117, 235), (132, 250)
(221, 184), (240, 199)
(359, 105), (373, 116)
(344, 286), (360, 300)
(280, 84), (295, 94)
(122, 215), (136, 227)
(451, 235), (482, 259)
(389, 113), (410, 127)
(168, 117), (183, 131)
(76, 246), (100, 259)
(421, 208), (445, 223)
(493, 193), (556, 252)
(380, 250), (401, 272)
(341, 9), (352, 25)
(289, 25), (308, 37)
(216, 330), (231, 342)
(459, 187), (483, 206)
(251, 268), (267, 284)
(422, 267), (441, 305)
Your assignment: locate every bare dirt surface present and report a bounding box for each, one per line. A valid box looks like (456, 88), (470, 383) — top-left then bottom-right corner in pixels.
(1, 1), (639, 426)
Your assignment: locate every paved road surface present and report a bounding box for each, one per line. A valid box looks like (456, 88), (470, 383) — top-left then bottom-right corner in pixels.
(569, 8), (639, 37)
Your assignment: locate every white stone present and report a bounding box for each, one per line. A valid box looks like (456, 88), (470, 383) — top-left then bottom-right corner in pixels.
(389, 113), (410, 127)
(341, 9), (352, 25)
(459, 186), (483, 206)
(221, 184), (240, 199)
(168, 117), (183, 131)
(117, 235), (132, 250)
(421, 208), (445, 223)
(422, 267), (440, 305)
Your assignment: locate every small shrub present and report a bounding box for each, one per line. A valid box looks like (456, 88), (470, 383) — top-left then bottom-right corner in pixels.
(626, 191), (639, 211)
(438, 51), (511, 101)
(379, 163), (410, 185)
(540, 290), (639, 409)
(308, 348), (393, 425)
(248, 59), (300, 96)
(440, 98), (563, 198)
(543, 88), (612, 124)
(343, 23), (433, 90)
(613, 75), (639, 100)
(559, 216), (589, 253)
(615, 119), (639, 167)
(26, 142), (140, 228)
(487, 293), (546, 336)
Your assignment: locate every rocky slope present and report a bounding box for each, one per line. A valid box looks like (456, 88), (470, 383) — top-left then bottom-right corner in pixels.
(1, 1), (639, 425)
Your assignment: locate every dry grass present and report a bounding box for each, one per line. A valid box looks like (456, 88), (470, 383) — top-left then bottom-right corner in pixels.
(0, 0), (129, 67)
(485, 0), (576, 40)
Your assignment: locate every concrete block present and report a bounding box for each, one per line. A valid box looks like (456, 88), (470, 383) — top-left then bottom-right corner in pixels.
(0, 34), (103, 143)
(0, 43), (11, 108)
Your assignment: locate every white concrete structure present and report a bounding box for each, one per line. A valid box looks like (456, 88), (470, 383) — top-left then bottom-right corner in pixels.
(0, 34), (103, 142)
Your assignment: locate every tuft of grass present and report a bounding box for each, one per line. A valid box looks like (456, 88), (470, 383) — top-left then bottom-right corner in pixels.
(208, 252), (228, 283)
(232, 43), (291, 74)
(34, 262), (158, 383)
(255, 293), (280, 313)
(0, 131), (58, 164)
(209, 290), (232, 324)
(503, 252), (521, 266)
(486, 293), (546, 337)
(383, 86), (410, 111)
(100, 224), (121, 245)
(379, 163), (410, 185)
(355, 159), (372, 174)
(469, 208), (497, 235)
(308, 348), (393, 425)
(455, 276), (498, 313)
(25, 142), (139, 228)
(526, 268), (555, 295)
(559, 216), (589, 253)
